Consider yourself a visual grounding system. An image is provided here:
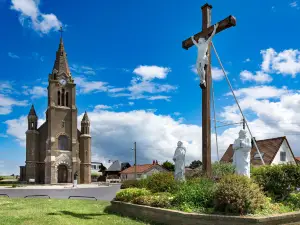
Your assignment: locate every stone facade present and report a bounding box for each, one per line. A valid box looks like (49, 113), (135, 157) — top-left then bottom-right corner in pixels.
(19, 38), (91, 184)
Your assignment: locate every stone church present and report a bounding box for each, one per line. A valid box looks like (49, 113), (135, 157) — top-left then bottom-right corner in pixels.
(19, 37), (91, 184)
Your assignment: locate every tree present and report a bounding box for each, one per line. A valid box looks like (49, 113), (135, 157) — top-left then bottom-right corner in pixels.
(98, 163), (107, 172)
(189, 160), (202, 169)
(162, 161), (175, 171)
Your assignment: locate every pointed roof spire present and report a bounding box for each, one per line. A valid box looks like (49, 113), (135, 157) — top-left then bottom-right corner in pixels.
(82, 111), (90, 122)
(52, 26), (71, 77)
(28, 104), (37, 117)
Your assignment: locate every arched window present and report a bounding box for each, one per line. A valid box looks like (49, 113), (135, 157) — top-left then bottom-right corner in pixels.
(58, 91), (61, 105)
(58, 135), (69, 150)
(66, 92), (69, 107)
(61, 89), (65, 106)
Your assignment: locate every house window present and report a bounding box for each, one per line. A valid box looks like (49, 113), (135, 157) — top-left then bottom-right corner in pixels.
(254, 152), (264, 159)
(137, 174), (141, 178)
(58, 135), (69, 150)
(280, 152), (286, 161)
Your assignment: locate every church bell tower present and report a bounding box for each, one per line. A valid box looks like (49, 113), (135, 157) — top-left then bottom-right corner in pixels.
(44, 35), (81, 184)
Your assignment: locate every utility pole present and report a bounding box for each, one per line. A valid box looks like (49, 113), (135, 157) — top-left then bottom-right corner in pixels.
(134, 142), (137, 180)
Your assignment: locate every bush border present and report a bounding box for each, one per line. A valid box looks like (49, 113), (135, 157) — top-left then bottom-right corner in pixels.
(108, 201), (300, 225)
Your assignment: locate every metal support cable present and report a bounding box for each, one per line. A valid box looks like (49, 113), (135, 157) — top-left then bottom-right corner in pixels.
(211, 41), (265, 165)
(211, 79), (220, 161)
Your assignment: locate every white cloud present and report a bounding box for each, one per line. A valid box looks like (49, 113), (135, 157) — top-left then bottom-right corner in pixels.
(192, 66), (227, 81)
(70, 64), (98, 75)
(10, 0), (62, 34)
(22, 86), (47, 99)
(108, 88), (126, 93)
(290, 1), (298, 7)
(74, 77), (109, 94)
(0, 133), (8, 138)
(0, 94), (27, 115)
(261, 48), (300, 77)
(0, 81), (14, 94)
(4, 115), (45, 146)
(243, 58), (251, 63)
(147, 95), (171, 101)
(240, 70), (273, 83)
(94, 104), (112, 111)
(227, 85), (288, 100)
(133, 65), (171, 80)
(128, 102), (134, 106)
(8, 52), (20, 59)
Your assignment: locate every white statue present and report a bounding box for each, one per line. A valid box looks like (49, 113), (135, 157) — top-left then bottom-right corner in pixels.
(191, 23), (218, 89)
(173, 141), (186, 181)
(232, 129), (252, 177)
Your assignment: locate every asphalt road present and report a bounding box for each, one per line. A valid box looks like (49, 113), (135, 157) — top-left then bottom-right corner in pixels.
(0, 184), (121, 201)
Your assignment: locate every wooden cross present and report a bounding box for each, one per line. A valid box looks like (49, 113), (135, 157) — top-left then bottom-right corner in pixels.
(182, 3), (236, 177)
(59, 26), (64, 39)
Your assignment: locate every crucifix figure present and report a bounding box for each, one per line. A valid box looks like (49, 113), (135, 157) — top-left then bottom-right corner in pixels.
(191, 23), (218, 89)
(182, 3), (236, 177)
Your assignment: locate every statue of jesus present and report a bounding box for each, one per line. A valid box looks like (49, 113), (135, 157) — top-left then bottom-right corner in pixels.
(191, 23), (218, 89)
(173, 141), (186, 181)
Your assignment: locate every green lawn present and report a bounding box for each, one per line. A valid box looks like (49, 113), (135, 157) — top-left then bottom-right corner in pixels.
(0, 197), (150, 225)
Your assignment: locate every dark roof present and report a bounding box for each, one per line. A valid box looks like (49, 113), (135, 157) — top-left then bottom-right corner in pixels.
(106, 160), (122, 171)
(220, 136), (296, 166)
(28, 105), (37, 117)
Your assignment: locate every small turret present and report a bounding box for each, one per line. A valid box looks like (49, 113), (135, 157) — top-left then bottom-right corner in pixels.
(81, 111), (90, 135)
(79, 111), (91, 184)
(28, 105), (38, 130)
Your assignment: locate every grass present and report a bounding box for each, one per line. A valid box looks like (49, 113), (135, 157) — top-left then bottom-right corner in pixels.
(0, 197), (150, 225)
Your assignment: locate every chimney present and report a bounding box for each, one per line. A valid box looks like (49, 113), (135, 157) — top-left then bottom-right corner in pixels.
(152, 160), (155, 165)
(155, 160), (158, 165)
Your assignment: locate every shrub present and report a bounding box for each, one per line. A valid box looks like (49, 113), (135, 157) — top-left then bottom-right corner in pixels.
(11, 184), (17, 188)
(133, 192), (174, 208)
(252, 164), (300, 200)
(0, 177), (3, 181)
(120, 180), (141, 189)
(212, 162), (235, 179)
(214, 174), (266, 215)
(115, 188), (151, 202)
(186, 162), (235, 180)
(285, 192), (300, 210)
(145, 172), (179, 193)
(172, 178), (216, 210)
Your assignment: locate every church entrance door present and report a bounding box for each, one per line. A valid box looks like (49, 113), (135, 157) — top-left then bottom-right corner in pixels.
(57, 165), (68, 183)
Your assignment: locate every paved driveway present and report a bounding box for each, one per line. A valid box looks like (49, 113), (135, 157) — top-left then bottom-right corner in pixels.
(0, 184), (121, 201)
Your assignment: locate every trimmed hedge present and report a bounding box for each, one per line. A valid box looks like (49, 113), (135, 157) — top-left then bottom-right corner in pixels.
(252, 164), (300, 200)
(133, 192), (174, 208)
(115, 188), (151, 202)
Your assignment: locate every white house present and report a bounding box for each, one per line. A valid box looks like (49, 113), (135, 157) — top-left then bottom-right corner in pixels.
(120, 163), (168, 181)
(221, 136), (297, 166)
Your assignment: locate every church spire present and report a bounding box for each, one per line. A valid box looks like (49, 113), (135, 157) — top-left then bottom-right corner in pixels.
(28, 104), (37, 117)
(82, 111), (90, 122)
(52, 26), (71, 77)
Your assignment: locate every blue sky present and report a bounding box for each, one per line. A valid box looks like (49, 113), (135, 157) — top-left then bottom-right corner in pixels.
(1, 0), (300, 175)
